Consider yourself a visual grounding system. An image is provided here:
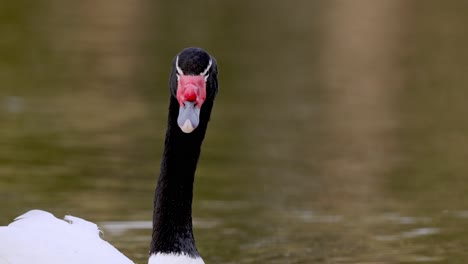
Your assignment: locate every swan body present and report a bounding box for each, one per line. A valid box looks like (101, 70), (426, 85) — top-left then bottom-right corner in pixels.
(0, 47), (218, 264)
(0, 210), (133, 264)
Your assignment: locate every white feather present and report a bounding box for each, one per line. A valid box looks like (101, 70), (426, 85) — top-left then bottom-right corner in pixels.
(0, 210), (134, 264)
(200, 59), (212, 77)
(176, 56), (183, 75)
(149, 253), (205, 264)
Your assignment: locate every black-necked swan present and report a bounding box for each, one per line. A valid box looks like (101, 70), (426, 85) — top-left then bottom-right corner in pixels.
(0, 47), (218, 264)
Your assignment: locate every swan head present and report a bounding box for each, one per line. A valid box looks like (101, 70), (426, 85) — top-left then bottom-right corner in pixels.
(170, 47), (218, 133)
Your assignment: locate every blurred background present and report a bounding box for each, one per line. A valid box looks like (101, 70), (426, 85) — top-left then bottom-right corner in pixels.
(1, 0), (468, 263)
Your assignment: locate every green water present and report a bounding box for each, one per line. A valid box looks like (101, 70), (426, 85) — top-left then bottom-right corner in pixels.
(1, 1), (468, 263)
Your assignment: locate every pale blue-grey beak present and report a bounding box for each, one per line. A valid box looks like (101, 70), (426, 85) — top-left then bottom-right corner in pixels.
(177, 101), (200, 133)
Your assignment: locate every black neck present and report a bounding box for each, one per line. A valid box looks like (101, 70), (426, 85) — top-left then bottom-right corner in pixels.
(150, 96), (213, 256)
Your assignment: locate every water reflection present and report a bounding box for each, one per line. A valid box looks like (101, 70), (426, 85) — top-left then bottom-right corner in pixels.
(2, 96), (25, 114)
(1, 0), (468, 263)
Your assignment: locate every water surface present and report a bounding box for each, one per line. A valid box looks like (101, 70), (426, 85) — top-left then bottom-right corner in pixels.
(1, 1), (468, 263)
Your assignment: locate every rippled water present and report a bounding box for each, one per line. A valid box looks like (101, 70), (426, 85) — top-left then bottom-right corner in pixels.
(1, 1), (468, 263)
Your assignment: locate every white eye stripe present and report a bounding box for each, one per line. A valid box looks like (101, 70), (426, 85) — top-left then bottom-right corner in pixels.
(175, 56), (183, 75)
(176, 56), (211, 81)
(200, 59), (212, 77)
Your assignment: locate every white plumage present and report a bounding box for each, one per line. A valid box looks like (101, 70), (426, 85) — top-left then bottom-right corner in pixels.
(0, 210), (134, 264)
(149, 253), (205, 264)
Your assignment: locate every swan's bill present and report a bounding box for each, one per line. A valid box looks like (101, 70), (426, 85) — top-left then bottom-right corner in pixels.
(180, 119), (195, 133)
(149, 253), (205, 264)
(178, 101), (200, 133)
